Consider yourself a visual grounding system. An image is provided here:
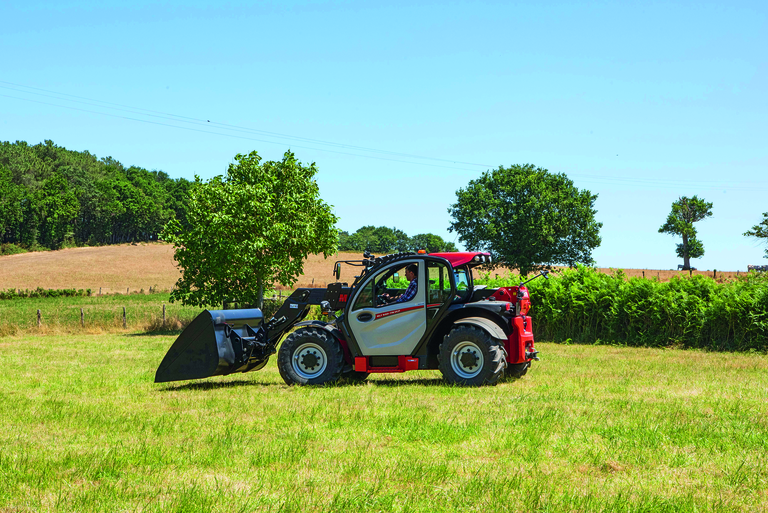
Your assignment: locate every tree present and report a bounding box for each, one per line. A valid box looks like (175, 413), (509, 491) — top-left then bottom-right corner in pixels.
(411, 233), (457, 253)
(35, 172), (79, 248)
(744, 212), (768, 259)
(448, 164), (602, 275)
(0, 165), (25, 242)
(162, 150), (339, 308)
(658, 195), (713, 270)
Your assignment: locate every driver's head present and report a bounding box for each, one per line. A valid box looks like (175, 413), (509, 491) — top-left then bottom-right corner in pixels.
(405, 264), (417, 280)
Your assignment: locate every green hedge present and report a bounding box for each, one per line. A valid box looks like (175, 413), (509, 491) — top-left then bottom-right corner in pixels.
(476, 267), (768, 351)
(0, 288), (92, 300)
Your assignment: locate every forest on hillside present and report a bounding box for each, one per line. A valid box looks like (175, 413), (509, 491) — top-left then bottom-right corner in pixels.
(0, 140), (457, 256)
(0, 140), (192, 251)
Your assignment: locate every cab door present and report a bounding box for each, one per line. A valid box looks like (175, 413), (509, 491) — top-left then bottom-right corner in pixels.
(346, 261), (426, 356)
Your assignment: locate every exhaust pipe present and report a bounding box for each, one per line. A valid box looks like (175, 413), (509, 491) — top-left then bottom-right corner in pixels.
(154, 309), (269, 383)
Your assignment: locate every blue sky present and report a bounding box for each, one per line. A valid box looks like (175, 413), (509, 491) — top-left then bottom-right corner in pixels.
(2, 0), (766, 271)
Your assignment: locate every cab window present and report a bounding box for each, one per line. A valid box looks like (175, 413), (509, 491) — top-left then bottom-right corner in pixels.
(453, 267), (471, 302)
(427, 261), (452, 305)
(352, 263), (417, 310)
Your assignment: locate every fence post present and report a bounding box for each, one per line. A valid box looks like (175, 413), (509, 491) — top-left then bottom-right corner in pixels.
(80, 308), (84, 328)
(162, 304), (166, 325)
(37, 309), (41, 328)
(99, 287), (102, 295)
(642, 270), (645, 279)
(123, 307), (127, 328)
(127, 287), (129, 295)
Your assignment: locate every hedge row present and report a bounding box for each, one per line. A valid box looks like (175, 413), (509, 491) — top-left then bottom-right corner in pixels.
(476, 267), (768, 351)
(0, 288), (92, 300)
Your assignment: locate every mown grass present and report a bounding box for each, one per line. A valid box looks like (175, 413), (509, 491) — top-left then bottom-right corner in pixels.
(1, 334), (766, 512)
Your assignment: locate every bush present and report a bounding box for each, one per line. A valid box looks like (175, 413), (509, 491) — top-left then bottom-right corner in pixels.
(0, 288), (91, 300)
(476, 267), (768, 351)
(0, 243), (27, 256)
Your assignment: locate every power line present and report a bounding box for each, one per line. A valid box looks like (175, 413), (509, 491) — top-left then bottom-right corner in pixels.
(0, 81), (492, 168)
(3, 80), (767, 192)
(0, 93), (491, 173)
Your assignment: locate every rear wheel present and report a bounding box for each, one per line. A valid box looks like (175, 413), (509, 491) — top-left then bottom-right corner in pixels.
(278, 328), (343, 385)
(438, 325), (506, 386)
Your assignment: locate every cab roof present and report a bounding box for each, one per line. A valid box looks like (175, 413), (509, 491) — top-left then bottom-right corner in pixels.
(429, 251), (492, 267)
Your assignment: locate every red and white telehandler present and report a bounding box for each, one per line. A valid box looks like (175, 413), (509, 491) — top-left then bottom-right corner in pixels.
(155, 251), (545, 386)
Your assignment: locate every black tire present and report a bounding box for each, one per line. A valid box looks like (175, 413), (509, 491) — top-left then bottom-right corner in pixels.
(504, 362), (529, 379)
(278, 328), (344, 385)
(438, 325), (506, 386)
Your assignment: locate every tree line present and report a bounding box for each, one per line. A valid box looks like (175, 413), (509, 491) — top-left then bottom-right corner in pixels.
(338, 226), (457, 254)
(0, 140), (192, 250)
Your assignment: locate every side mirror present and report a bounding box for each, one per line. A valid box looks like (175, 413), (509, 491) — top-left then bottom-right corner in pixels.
(542, 270), (550, 280)
(393, 272), (400, 283)
(333, 263), (341, 281)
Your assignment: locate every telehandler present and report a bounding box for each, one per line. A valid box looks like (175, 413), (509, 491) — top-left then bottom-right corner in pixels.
(155, 251), (545, 386)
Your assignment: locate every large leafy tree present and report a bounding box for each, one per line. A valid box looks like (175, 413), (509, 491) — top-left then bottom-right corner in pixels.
(448, 164), (602, 275)
(162, 150), (339, 308)
(658, 195), (713, 270)
(744, 212), (768, 259)
(411, 233), (457, 253)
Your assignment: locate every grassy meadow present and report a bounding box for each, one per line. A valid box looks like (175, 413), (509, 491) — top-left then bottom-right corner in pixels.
(0, 293), (203, 336)
(1, 333), (766, 512)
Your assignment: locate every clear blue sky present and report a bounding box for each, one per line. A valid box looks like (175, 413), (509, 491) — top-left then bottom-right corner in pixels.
(2, 1), (766, 271)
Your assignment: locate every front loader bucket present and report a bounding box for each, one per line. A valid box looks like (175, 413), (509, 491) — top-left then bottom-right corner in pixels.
(155, 309), (265, 383)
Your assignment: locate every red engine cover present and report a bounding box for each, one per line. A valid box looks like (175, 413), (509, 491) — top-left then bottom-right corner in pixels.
(488, 286), (531, 315)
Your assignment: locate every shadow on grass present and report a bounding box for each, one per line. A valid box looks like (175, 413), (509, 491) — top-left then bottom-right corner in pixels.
(365, 377), (447, 387)
(158, 379), (274, 391)
(158, 376), (449, 391)
(126, 329), (184, 337)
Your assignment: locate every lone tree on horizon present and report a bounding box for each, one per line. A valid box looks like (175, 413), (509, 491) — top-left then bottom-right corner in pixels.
(744, 212), (768, 259)
(659, 195), (713, 270)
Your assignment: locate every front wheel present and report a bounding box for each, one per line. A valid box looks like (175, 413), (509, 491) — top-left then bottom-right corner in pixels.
(278, 328), (344, 385)
(438, 326), (506, 386)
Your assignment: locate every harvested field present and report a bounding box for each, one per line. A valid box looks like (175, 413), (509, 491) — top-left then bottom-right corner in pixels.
(0, 243), (743, 293)
(0, 243), (180, 294)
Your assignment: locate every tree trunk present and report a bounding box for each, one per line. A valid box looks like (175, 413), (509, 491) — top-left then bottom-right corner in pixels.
(682, 233), (691, 270)
(257, 276), (264, 310)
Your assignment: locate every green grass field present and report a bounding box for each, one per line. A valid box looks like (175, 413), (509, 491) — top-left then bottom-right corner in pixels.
(0, 294), (222, 337)
(1, 333), (766, 512)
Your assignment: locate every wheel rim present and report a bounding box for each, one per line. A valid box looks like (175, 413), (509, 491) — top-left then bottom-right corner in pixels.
(292, 342), (328, 379)
(451, 341), (484, 379)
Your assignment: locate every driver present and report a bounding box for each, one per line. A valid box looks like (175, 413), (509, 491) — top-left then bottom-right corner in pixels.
(382, 264), (418, 304)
